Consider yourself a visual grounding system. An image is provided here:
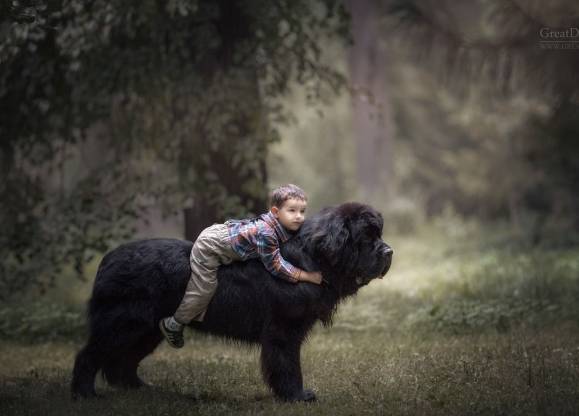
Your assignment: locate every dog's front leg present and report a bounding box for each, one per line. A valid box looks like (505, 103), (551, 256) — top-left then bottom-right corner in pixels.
(260, 323), (316, 402)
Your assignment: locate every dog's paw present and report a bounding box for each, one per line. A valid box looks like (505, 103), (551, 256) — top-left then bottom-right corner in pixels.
(285, 388), (316, 402)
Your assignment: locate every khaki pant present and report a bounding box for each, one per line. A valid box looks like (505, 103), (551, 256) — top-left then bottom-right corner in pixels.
(173, 223), (240, 324)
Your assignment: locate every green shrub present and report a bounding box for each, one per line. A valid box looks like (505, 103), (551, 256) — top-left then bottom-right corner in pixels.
(0, 301), (86, 343)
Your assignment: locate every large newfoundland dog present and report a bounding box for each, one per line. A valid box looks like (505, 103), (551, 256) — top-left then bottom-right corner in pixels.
(71, 202), (393, 401)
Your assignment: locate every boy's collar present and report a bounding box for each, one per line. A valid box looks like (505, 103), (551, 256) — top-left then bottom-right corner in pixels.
(261, 211), (292, 242)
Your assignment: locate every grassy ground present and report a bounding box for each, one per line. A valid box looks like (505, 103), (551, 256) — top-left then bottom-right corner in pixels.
(1, 224), (579, 415)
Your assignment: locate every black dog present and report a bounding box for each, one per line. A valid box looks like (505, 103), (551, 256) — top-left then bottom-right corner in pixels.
(71, 202), (393, 401)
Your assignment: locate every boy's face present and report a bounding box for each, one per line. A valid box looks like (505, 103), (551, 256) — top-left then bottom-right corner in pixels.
(271, 198), (307, 232)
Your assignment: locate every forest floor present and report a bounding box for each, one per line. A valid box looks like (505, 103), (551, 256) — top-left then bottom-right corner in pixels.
(1, 223), (579, 416)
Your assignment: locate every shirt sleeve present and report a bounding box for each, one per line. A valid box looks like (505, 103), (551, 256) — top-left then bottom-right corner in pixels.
(256, 230), (302, 283)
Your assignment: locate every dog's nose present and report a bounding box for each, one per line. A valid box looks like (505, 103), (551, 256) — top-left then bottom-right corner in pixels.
(381, 245), (393, 256)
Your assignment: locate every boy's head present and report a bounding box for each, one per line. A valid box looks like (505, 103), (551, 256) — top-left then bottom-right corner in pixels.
(270, 184), (308, 232)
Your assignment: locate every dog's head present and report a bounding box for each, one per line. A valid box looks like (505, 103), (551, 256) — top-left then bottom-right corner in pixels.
(302, 202), (393, 295)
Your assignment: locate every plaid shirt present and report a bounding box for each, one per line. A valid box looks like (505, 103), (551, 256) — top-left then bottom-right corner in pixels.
(226, 211), (301, 283)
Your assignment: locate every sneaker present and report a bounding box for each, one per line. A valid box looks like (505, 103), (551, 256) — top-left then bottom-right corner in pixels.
(159, 318), (184, 348)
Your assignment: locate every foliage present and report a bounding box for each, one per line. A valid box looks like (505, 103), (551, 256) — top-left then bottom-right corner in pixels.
(523, 98), (579, 234)
(386, 221), (579, 335)
(380, 0), (579, 231)
(0, 300), (85, 342)
(0, 0), (350, 300)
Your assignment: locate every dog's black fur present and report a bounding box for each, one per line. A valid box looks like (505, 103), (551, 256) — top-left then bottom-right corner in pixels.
(71, 202), (393, 401)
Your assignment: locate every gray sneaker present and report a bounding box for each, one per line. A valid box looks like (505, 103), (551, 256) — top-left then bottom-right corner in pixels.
(159, 318), (184, 348)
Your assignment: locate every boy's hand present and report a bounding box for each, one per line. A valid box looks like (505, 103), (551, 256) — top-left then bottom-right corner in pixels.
(299, 271), (323, 285)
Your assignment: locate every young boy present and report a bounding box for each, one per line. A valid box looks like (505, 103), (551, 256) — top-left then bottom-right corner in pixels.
(159, 184), (323, 348)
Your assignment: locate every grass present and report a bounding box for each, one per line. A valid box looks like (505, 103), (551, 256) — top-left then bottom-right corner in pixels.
(1, 223), (579, 415)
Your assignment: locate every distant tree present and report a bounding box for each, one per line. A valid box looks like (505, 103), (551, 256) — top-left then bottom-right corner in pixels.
(0, 0), (349, 299)
(382, 0), (579, 235)
(346, 0), (394, 202)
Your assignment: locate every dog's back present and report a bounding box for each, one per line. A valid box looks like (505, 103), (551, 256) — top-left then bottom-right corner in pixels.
(89, 238), (192, 319)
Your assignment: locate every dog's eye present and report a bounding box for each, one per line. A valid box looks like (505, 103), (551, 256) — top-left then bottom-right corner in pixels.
(364, 226), (379, 239)
(360, 237), (373, 247)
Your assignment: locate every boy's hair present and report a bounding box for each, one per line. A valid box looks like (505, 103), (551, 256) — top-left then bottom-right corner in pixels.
(270, 184), (307, 208)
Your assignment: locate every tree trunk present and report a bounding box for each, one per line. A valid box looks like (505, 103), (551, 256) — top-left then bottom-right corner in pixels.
(347, 1), (393, 202)
(183, 0), (268, 241)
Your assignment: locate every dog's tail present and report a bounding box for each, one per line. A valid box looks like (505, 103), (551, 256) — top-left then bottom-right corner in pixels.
(71, 344), (100, 399)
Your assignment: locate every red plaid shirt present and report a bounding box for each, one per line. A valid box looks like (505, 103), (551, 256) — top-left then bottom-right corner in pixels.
(226, 211), (301, 283)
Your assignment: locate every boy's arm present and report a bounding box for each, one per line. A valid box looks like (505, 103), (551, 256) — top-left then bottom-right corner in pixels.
(297, 270), (323, 284)
(257, 232), (321, 284)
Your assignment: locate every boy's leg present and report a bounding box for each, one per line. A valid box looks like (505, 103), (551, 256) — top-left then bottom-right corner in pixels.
(160, 235), (219, 348)
(159, 316), (186, 348)
(160, 224), (236, 348)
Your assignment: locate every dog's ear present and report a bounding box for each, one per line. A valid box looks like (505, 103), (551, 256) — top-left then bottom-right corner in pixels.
(312, 215), (350, 267)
